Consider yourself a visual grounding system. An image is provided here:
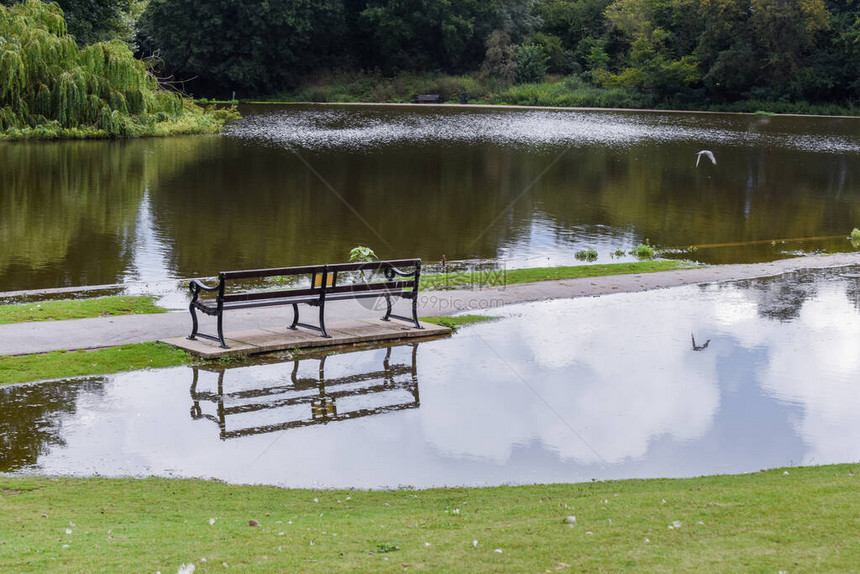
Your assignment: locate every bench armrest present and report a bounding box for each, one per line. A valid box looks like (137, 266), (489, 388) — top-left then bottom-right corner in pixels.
(383, 265), (419, 279)
(189, 278), (223, 302)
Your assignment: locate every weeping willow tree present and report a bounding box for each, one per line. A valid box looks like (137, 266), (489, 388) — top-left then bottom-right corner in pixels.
(0, 0), (236, 139)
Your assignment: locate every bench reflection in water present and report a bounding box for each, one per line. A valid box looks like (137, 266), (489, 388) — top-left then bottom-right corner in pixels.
(189, 343), (420, 440)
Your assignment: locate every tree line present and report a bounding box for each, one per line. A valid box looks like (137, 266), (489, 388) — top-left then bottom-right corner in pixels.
(4, 0), (860, 107)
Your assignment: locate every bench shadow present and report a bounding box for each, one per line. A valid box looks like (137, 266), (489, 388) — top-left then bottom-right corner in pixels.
(189, 342), (421, 440)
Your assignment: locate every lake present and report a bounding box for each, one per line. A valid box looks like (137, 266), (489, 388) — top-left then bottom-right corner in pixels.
(1, 105), (859, 292)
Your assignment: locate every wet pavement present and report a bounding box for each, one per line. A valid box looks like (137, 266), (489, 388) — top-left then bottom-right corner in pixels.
(3, 266), (860, 488)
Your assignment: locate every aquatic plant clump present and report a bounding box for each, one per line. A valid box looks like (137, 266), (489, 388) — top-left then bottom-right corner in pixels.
(574, 248), (599, 262)
(630, 241), (658, 259)
(0, 0), (234, 139)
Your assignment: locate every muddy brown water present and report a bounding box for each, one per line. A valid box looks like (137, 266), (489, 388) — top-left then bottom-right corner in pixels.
(1, 105), (859, 292)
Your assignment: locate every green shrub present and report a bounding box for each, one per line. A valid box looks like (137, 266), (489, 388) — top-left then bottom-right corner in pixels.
(630, 241), (657, 259)
(514, 44), (549, 84)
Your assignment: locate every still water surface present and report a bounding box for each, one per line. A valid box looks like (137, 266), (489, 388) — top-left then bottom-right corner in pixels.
(3, 269), (859, 487)
(1, 105), (859, 292)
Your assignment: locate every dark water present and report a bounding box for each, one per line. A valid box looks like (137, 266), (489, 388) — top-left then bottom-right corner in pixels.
(3, 269), (859, 488)
(1, 105), (859, 292)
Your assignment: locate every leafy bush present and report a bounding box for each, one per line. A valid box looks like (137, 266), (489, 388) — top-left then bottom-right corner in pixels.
(349, 246), (378, 263)
(514, 44), (548, 84)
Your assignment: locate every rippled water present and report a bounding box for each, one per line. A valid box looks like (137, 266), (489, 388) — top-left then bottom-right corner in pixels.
(1, 105), (859, 292)
(3, 268), (859, 487)
(227, 106), (860, 153)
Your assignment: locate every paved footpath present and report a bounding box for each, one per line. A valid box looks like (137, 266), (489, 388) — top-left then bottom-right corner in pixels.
(2, 252), (859, 357)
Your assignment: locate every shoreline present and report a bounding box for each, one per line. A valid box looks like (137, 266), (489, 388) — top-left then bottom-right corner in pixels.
(241, 99), (860, 120)
(1, 253), (860, 357)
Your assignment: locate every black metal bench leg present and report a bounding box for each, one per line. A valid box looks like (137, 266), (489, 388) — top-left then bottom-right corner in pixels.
(381, 294), (392, 321)
(289, 303), (299, 330)
(411, 295), (422, 329)
(216, 311), (228, 348)
(319, 298), (331, 338)
(187, 304), (199, 340)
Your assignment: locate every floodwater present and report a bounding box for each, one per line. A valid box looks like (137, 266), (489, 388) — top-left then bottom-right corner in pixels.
(3, 268), (860, 488)
(1, 105), (859, 292)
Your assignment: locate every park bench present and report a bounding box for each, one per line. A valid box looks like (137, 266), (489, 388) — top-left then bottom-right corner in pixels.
(415, 94), (441, 103)
(187, 259), (423, 349)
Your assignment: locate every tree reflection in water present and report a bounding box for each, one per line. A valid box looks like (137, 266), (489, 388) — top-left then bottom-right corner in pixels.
(0, 378), (106, 471)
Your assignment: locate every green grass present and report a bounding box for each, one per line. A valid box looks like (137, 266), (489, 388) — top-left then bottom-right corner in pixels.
(421, 314), (500, 332)
(0, 342), (191, 385)
(422, 260), (695, 290)
(0, 296), (167, 325)
(1, 464), (858, 571)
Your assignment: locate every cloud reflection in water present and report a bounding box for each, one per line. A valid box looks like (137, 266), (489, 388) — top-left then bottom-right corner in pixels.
(5, 270), (860, 487)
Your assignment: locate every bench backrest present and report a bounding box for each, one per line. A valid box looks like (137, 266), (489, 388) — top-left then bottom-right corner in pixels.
(214, 259), (421, 303)
(325, 259), (421, 297)
(217, 264), (328, 304)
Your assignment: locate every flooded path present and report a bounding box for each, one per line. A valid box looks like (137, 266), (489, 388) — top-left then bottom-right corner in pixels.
(3, 267), (860, 488)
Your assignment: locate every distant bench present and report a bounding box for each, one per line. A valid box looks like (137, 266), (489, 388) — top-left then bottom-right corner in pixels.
(414, 94), (441, 103)
(188, 259), (423, 348)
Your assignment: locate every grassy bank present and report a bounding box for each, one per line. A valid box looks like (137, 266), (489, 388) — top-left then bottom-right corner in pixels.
(1, 464), (857, 571)
(0, 343), (190, 385)
(0, 296), (166, 325)
(258, 71), (860, 117)
(0, 318), (480, 384)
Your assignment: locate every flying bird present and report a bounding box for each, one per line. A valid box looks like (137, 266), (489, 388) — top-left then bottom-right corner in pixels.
(696, 150), (716, 167)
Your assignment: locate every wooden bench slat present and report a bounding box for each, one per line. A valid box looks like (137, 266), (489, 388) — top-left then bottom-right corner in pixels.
(326, 281), (414, 296)
(222, 287), (321, 303)
(197, 295), (320, 310)
(221, 265), (326, 280)
(327, 259), (420, 273)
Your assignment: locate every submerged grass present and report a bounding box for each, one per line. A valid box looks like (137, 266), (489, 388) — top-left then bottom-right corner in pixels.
(0, 342), (190, 385)
(422, 260), (695, 290)
(0, 295), (166, 325)
(1, 464), (858, 571)
(421, 314), (500, 332)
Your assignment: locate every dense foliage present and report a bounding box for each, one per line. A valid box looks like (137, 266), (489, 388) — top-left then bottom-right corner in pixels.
(0, 0), (145, 45)
(136, 0), (860, 107)
(0, 0), (233, 138)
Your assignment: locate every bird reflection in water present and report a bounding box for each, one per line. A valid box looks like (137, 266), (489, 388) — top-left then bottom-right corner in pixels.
(189, 343), (420, 440)
(691, 333), (710, 351)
